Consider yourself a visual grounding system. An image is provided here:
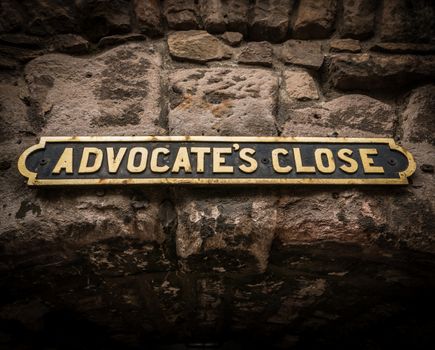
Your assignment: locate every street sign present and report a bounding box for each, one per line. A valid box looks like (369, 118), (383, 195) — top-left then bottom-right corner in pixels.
(18, 136), (416, 186)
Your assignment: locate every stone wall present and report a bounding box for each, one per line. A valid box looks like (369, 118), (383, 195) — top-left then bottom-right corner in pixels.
(0, 1), (434, 349)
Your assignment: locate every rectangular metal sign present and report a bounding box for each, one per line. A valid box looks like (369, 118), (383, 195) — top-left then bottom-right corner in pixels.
(18, 136), (416, 186)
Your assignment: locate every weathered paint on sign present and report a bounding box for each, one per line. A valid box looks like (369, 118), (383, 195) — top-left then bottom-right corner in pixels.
(18, 136), (416, 186)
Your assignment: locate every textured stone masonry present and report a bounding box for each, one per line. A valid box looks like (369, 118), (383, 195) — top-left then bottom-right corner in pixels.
(0, 0), (434, 348)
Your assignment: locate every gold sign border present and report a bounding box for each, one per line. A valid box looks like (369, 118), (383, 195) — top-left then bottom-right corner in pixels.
(18, 136), (416, 186)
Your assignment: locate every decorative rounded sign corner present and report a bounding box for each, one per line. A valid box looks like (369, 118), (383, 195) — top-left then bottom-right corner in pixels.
(18, 136), (416, 186)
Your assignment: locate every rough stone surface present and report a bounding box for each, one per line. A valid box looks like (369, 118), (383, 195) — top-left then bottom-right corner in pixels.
(401, 85), (435, 145)
(275, 190), (389, 244)
(225, 0), (249, 35)
(97, 33), (145, 49)
(0, 80), (32, 143)
(133, 0), (162, 37)
(168, 30), (231, 63)
(250, 0), (293, 42)
(328, 53), (435, 90)
(47, 34), (90, 54)
(341, 0), (375, 39)
(284, 70), (319, 100)
(22, 0), (77, 36)
(280, 40), (324, 70)
(330, 38), (361, 53)
(24, 42), (164, 135)
(174, 189), (278, 272)
(199, 0), (225, 34)
(370, 43), (435, 55)
(0, 33), (46, 49)
(168, 68), (278, 136)
(221, 31), (243, 47)
(0, 0), (24, 33)
(380, 0), (435, 43)
(77, 0), (131, 42)
(1, 2), (435, 348)
(293, 0), (337, 39)
(282, 95), (396, 137)
(0, 44), (43, 64)
(238, 42), (273, 67)
(164, 0), (198, 30)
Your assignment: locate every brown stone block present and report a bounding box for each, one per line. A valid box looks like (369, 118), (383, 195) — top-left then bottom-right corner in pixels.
(24, 42), (164, 135)
(168, 68), (278, 136)
(168, 30), (232, 64)
(341, 0), (375, 39)
(328, 53), (435, 90)
(293, 0), (337, 39)
(249, 0), (293, 42)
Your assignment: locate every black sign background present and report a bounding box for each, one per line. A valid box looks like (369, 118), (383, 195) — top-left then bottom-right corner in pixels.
(18, 137), (416, 185)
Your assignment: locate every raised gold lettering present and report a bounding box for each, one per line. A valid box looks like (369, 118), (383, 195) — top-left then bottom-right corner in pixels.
(293, 148), (315, 173)
(127, 147), (148, 173)
(191, 147), (211, 173)
(107, 147), (127, 174)
(52, 148), (73, 174)
(172, 147), (192, 173)
(271, 148), (292, 174)
(360, 148), (384, 174)
(150, 147), (170, 173)
(239, 148), (258, 173)
(79, 147), (103, 173)
(314, 148), (335, 174)
(213, 147), (234, 173)
(338, 149), (358, 174)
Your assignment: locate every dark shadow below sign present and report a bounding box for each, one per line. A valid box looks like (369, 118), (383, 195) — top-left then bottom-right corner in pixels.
(18, 136), (416, 186)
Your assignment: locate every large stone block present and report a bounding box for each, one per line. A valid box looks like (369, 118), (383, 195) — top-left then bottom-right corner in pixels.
(198, 0), (226, 34)
(328, 53), (435, 90)
(293, 0), (337, 39)
(401, 85), (435, 145)
(173, 189), (278, 272)
(0, 0), (24, 33)
(22, 0), (77, 36)
(76, 0), (131, 42)
(24, 42), (164, 135)
(282, 95), (396, 137)
(275, 190), (389, 245)
(380, 0), (435, 43)
(385, 150), (435, 254)
(237, 41), (273, 67)
(133, 0), (163, 37)
(0, 79), (32, 143)
(249, 0), (293, 42)
(225, 0), (250, 35)
(283, 70), (319, 101)
(168, 68), (278, 136)
(341, 0), (375, 39)
(163, 0), (199, 30)
(279, 40), (324, 70)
